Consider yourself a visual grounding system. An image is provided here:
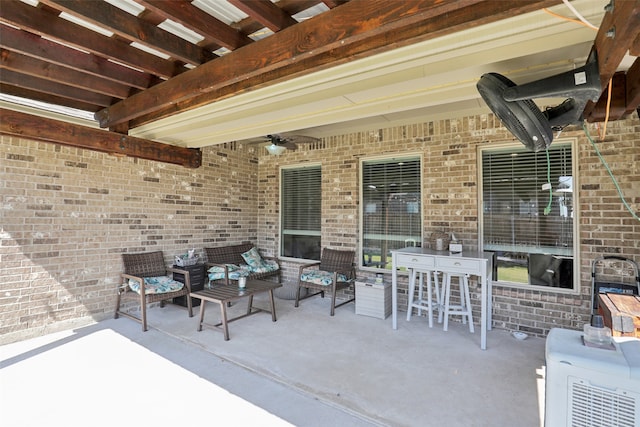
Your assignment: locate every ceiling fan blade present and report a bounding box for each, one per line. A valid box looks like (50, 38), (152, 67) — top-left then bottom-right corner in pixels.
(286, 135), (320, 144)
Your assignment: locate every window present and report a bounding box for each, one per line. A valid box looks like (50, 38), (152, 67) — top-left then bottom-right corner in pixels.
(479, 141), (577, 290)
(361, 156), (422, 270)
(280, 165), (321, 260)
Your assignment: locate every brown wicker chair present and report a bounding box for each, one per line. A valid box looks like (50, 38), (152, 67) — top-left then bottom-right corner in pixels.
(295, 248), (356, 316)
(204, 244), (281, 286)
(116, 251), (193, 331)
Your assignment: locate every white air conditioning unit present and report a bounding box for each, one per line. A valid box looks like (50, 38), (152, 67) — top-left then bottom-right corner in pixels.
(545, 328), (640, 427)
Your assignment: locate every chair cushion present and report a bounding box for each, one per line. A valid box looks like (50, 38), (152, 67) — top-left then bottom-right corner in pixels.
(207, 264), (250, 281)
(248, 259), (279, 274)
(241, 247), (264, 269)
(300, 270), (349, 286)
(128, 276), (184, 294)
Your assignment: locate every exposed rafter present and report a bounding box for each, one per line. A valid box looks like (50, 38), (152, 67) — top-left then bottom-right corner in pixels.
(584, 0), (640, 122)
(137, 0), (252, 51)
(39, 0), (215, 66)
(0, 0), (638, 167)
(0, 108), (201, 168)
(96, 0), (564, 129)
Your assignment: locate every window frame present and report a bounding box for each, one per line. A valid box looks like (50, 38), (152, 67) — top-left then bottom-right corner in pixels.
(477, 139), (580, 294)
(359, 153), (424, 271)
(279, 162), (322, 262)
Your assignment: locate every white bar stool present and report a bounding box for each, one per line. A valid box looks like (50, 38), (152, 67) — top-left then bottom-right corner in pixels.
(442, 273), (474, 333)
(406, 268), (442, 328)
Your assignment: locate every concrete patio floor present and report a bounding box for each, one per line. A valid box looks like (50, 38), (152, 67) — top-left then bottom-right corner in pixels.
(1, 292), (547, 427)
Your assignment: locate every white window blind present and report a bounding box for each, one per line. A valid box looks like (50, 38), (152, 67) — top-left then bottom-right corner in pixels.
(281, 165), (321, 260)
(361, 156), (421, 269)
(481, 142), (575, 288)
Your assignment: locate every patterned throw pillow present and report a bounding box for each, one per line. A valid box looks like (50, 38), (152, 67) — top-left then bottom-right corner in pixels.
(128, 276), (184, 294)
(207, 264), (250, 281)
(241, 247), (264, 269)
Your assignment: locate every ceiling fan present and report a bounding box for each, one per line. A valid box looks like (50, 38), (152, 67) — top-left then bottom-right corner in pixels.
(476, 51), (602, 152)
(263, 134), (320, 155)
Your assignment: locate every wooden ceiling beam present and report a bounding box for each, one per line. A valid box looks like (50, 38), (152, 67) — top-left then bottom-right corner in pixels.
(231, 0), (322, 36)
(588, 72), (627, 122)
(1, 49), (130, 99)
(624, 57), (640, 116)
(0, 108), (202, 168)
(321, 1), (349, 7)
(0, 25), (152, 91)
(126, 0), (560, 128)
(98, 0), (559, 129)
(592, 0), (640, 89)
(0, 69), (115, 107)
(0, 84), (102, 113)
(584, 0), (640, 121)
(40, 0), (214, 66)
(0, 0), (178, 78)
(228, 0), (298, 32)
(138, 0), (252, 51)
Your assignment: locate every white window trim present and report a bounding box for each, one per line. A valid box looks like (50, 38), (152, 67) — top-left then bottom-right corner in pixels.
(359, 153), (424, 271)
(279, 162), (322, 262)
(477, 139), (580, 294)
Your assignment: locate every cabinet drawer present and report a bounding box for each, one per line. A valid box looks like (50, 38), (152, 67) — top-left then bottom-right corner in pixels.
(173, 264), (205, 287)
(436, 257), (481, 274)
(395, 254), (435, 270)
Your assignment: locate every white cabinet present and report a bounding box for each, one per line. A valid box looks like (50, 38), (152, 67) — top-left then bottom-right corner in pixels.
(355, 280), (391, 319)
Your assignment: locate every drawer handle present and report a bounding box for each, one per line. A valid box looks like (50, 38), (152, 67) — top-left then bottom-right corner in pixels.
(411, 258), (418, 262)
(454, 262), (461, 266)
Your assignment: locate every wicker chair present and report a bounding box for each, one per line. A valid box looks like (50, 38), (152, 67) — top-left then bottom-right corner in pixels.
(116, 251), (193, 331)
(204, 244), (281, 286)
(295, 248), (356, 316)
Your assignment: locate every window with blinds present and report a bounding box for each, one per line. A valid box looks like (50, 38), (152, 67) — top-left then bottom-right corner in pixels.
(480, 141), (576, 289)
(281, 165), (321, 260)
(361, 156), (422, 270)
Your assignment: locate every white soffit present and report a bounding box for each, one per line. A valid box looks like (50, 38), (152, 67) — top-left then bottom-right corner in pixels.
(131, 1), (606, 147)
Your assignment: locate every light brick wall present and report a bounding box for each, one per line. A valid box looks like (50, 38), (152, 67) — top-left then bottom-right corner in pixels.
(1, 138), (261, 343)
(258, 114), (639, 337)
(1, 112), (638, 343)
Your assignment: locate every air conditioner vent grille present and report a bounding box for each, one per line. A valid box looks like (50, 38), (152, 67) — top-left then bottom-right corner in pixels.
(569, 377), (637, 427)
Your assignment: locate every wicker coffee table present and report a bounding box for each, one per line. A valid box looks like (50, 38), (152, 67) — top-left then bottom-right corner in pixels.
(191, 279), (282, 340)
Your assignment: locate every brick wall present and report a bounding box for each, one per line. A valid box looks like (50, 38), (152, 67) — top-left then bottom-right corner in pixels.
(1, 112), (638, 343)
(259, 113), (639, 336)
(1, 138), (261, 343)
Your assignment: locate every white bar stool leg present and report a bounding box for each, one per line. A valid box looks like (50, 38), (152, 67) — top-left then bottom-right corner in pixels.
(416, 271), (425, 316)
(433, 271), (444, 324)
(442, 273), (474, 333)
(406, 268), (417, 321)
(407, 269), (438, 328)
(459, 277), (467, 325)
(443, 273), (452, 331)
(425, 271), (434, 328)
(463, 275), (474, 333)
